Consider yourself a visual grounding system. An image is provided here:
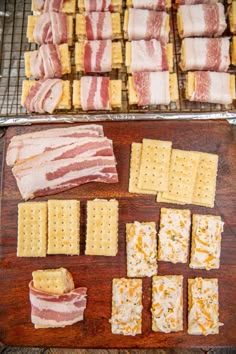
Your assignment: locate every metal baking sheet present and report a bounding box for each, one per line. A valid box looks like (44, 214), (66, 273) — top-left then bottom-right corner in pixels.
(1, 0), (236, 125)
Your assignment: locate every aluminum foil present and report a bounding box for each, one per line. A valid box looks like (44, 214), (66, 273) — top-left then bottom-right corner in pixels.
(1, 112), (236, 126)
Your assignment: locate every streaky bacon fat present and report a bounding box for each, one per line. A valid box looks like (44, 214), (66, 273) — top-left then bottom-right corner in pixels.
(130, 39), (168, 72)
(29, 281), (87, 328)
(85, 12), (112, 40)
(132, 0), (166, 11)
(84, 40), (112, 72)
(127, 8), (169, 43)
(84, 0), (112, 11)
(80, 76), (111, 110)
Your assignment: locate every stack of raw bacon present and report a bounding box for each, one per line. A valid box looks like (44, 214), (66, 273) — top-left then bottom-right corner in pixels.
(6, 125), (118, 200)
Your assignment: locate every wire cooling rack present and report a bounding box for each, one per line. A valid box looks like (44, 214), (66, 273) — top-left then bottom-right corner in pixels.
(0, 0), (236, 124)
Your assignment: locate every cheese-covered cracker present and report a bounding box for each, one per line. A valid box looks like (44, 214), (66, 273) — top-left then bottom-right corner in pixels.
(126, 221), (157, 277)
(17, 202), (47, 257)
(47, 200), (80, 255)
(32, 268), (75, 295)
(188, 278), (223, 335)
(190, 214), (224, 270)
(110, 278), (143, 335)
(138, 139), (172, 192)
(129, 143), (156, 195)
(162, 149), (200, 204)
(192, 152), (218, 208)
(152, 275), (183, 333)
(158, 208), (191, 264)
(85, 199), (118, 256)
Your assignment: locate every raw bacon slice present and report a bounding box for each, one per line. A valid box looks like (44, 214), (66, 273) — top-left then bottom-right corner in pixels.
(30, 44), (62, 79)
(33, 12), (68, 45)
(181, 38), (230, 72)
(80, 76), (110, 110)
(24, 79), (63, 114)
(130, 39), (168, 72)
(33, 0), (64, 12)
(84, 0), (112, 11)
(7, 125), (104, 167)
(84, 40), (112, 72)
(13, 154), (118, 199)
(29, 281), (87, 328)
(190, 71), (232, 105)
(127, 8), (169, 43)
(177, 0), (218, 4)
(85, 12), (112, 40)
(179, 4), (226, 38)
(132, 0), (166, 11)
(133, 71), (170, 106)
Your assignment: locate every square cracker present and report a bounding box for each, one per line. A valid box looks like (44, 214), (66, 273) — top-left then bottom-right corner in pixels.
(17, 202), (47, 257)
(156, 192), (186, 205)
(85, 199), (118, 256)
(157, 208), (191, 264)
(47, 200), (80, 255)
(32, 267), (75, 295)
(192, 152), (218, 208)
(162, 149), (200, 204)
(138, 139), (172, 192)
(129, 143), (156, 195)
(152, 275), (183, 333)
(126, 221), (157, 277)
(110, 278), (143, 335)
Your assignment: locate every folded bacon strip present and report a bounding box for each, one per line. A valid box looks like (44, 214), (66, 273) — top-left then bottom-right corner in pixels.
(85, 12), (112, 40)
(7, 125), (104, 167)
(85, 0), (113, 11)
(81, 76), (111, 110)
(130, 39), (168, 72)
(33, 12), (68, 45)
(24, 79), (63, 114)
(29, 44), (62, 79)
(178, 4), (226, 38)
(181, 38), (230, 72)
(33, 0), (64, 12)
(84, 40), (112, 73)
(133, 71), (170, 106)
(29, 281), (87, 328)
(189, 71), (232, 105)
(132, 0), (166, 11)
(127, 8), (169, 43)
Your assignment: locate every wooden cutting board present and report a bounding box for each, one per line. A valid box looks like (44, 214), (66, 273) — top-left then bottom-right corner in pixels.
(0, 120), (236, 348)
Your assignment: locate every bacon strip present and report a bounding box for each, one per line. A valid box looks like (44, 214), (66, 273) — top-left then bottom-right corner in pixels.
(177, 0), (218, 4)
(130, 39), (168, 72)
(43, 0), (64, 12)
(85, 12), (112, 40)
(84, 40), (112, 72)
(13, 154), (118, 199)
(179, 4), (226, 38)
(181, 38), (230, 72)
(127, 8), (169, 43)
(80, 76), (110, 110)
(29, 44), (62, 79)
(33, 12), (68, 45)
(190, 71), (232, 105)
(29, 281), (87, 328)
(24, 79), (63, 114)
(84, 0), (112, 11)
(133, 71), (170, 106)
(7, 125), (104, 167)
(132, 0), (166, 11)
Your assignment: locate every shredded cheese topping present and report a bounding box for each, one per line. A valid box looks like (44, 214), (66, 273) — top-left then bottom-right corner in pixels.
(110, 278), (143, 336)
(158, 208), (191, 263)
(190, 215), (224, 270)
(152, 275), (183, 333)
(188, 277), (223, 336)
(126, 221), (157, 277)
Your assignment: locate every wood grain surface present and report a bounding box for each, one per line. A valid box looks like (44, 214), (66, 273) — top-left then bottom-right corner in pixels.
(0, 120), (236, 348)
